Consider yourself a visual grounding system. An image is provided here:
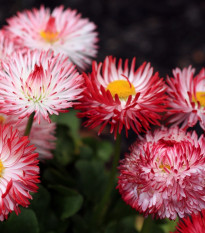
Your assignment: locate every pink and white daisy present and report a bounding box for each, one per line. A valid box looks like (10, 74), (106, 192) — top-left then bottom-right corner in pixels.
(0, 124), (39, 221)
(117, 127), (205, 219)
(0, 49), (83, 123)
(76, 56), (166, 138)
(166, 66), (205, 129)
(0, 114), (56, 160)
(0, 30), (16, 61)
(5, 5), (98, 70)
(172, 210), (205, 233)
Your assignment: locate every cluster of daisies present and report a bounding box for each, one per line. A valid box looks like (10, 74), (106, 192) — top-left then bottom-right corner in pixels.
(0, 4), (204, 232)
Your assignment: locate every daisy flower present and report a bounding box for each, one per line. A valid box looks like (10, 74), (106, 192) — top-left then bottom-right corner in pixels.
(76, 56), (166, 138)
(0, 30), (15, 61)
(117, 127), (205, 219)
(5, 5), (98, 70)
(0, 49), (83, 123)
(172, 210), (205, 233)
(166, 66), (205, 129)
(0, 124), (39, 221)
(0, 114), (56, 160)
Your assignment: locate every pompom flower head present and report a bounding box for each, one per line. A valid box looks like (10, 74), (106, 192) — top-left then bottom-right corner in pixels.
(76, 56), (166, 138)
(117, 127), (205, 219)
(5, 5), (98, 70)
(166, 66), (205, 129)
(0, 49), (83, 123)
(0, 114), (56, 160)
(173, 210), (205, 233)
(0, 124), (39, 221)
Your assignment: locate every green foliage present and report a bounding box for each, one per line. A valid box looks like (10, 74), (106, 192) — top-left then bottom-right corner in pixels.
(0, 209), (39, 233)
(49, 185), (83, 220)
(75, 159), (108, 202)
(160, 218), (178, 233)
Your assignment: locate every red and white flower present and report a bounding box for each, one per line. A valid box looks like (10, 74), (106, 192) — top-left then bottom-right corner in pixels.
(0, 124), (39, 221)
(117, 127), (205, 219)
(0, 114), (56, 160)
(172, 210), (205, 233)
(5, 5), (98, 70)
(0, 49), (83, 123)
(76, 56), (166, 138)
(166, 66), (205, 129)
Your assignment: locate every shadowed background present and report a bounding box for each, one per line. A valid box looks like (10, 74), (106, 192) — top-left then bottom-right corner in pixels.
(0, 0), (205, 78)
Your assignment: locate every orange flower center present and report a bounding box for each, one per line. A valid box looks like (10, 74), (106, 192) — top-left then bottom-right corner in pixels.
(159, 163), (171, 173)
(40, 17), (59, 43)
(192, 92), (205, 107)
(106, 80), (136, 99)
(0, 115), (5, 124)
(0, 160), (4, 177)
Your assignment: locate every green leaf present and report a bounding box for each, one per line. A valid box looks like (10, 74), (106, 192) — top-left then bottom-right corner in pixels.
(44, 210), (59, 233)
(30, 185), (51, 218)
(49, 185), (83, 220)
(51, 110), (81, 150)
(97, 140), (114, 161)
(108, 197), (137, 221)
(54, 126), (75, 166)
(30, 185), (51, 232)
(140, 216), (165, 233)
(43, 168), (75, 187)
(160, 218), (178, 233)
(105, 215), (138, 233)
(79, 143), (94, 159)
(51, 110), (80, 131)
(0, 208), (39, 233)
(75, 159), (108, 202)
(72, 215), (89, 233)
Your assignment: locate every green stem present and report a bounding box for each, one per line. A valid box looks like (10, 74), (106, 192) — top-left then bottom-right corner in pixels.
(24, 112), (35, 136)
(94, 133), (122, 226)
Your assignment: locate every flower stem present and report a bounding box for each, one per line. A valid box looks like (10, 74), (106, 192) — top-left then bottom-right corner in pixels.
(95, 133), (122, 226)
(24, 112), (35, 136)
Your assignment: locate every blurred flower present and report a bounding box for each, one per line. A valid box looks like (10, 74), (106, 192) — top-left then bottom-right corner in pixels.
(173, 210), (205, 233)
(76, 56), (166, 138)
(0, 114), (55, 160)
(0, 124), (39, 221)
(5, 5), (98, 70)
(0, 30), (15, 61)
(117, 127), (205, 219)
(0, 49), (83, 123)
(166, 66), (205, 129)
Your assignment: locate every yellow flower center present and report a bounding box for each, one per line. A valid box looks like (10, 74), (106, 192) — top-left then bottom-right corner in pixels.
(159, 163), (171, 172)
(0, 160), (4, 177)
(192, 92), (205, 107)
(40, 16), (59, 43)
(0, 115), (5, 124)
(106, 80), (136, 99)
(40, 31), (59, 43)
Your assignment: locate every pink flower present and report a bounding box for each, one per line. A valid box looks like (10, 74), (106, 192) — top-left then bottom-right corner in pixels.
(0, 30), (15, 61)
(173, 210), (205, 233)
(0, 49), (83, 123)
(117, 127), (205, 219)
(0, 124), (39, 221)
(5, 5), (98, 70)
(76, 56), (166, 138)
(166, 66), (205, 129)
(0, 114), (56, 160)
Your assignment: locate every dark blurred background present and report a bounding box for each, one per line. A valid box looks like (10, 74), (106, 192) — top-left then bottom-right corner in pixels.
(0, 0), (205, 78)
